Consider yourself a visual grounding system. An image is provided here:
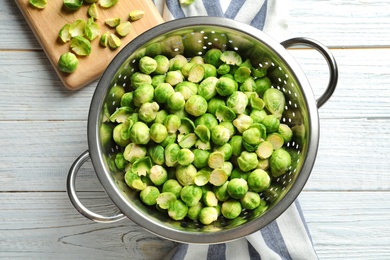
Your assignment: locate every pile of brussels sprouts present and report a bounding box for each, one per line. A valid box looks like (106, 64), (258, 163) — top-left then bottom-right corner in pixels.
(107, 48), (294, 225)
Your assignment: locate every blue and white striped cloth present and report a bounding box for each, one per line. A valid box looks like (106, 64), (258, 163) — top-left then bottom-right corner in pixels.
(151, 1), (317, 259)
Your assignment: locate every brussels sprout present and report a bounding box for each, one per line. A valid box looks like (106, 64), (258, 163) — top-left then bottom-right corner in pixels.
(180, 63), (194, 78)
(240, 77), (256, 92)
(133, 83), (154, 107)
(129, 10), (145, 21)
(58, 52), (78, 73)
(148, 165), (168, 186)
(242, 127), (262, 146)
(198, 77), (218, 101)
(163, 114), (181, 134)
(194, 125), (210, 143)
(219, 121), (235, 138)
(256, 140), (274, 159)
(207, 97), (225, 115)
(240, 191), (261, 210)
(270, 148), (292, 177)
(263, 88), (286, 119)
(167, 92), (186, 111)
(199, 206), (219, 225)
(226, 91), (248, 114)
(138, 56), (157, 74)
(114, 152), (126, 170)
(247, 169), (271, 192)
(194, 168), (211, 186)
(234, 66), (251, 83)
(123, 143), (147, 163)
(132, 156), (152, 176)
(139, 102), (159, 123)
(211, 125), (230, 146)
(249, 95), (265, 110)
(162, 179), (183, 198)
(227, 178), (248, 199)
(237, 151), (258, 172)
(149, 123), (168, 144)
(217, 64), (230, 75)
(178, 133), (197, 149)
(180, 185), (203, 207)
(254, 76), (272, 96)
(194, 113), (219, 130)
(221, 200), (242, 219)
(229, 135), (243, 157)
(189, 56), (204, 64)
(160, 133), (177, 148)
(220, 50), (242, 66)
(129, 121), (150, 145)
(156, 192), (176, 209)
(192, 149), (210, 169)
(214, 143), (233, 161)
(203, 191), (218, 207)
(154, 110), (168, 124)
(176, 148), (195, 166)
(164, 143), (181, 167)
(184, 95), (208, 117)
(169, 54), (188, 71)
(113, 124), (130, 147)
(140, 186), (160, 206)
(119, 92), (133, 107)
(148, 145), (165, 165)
(64, 0), (83, 11)
(175, 81), (198, 100)
(125, 171), (147, 191)
(207, 151), (225, 169)
(266, 133), (285, 150)
(203, 64), (218, 78)
(209, 168), (229, 186)
(176, 164), (197, 186)
(250, 109), (267, 123)
(233, 114), (253, 133)
(165, 71), (184, 86)
(187, 202), (203, 220)
(213, 181), (230, 202)
(257, 158), (270, 170)
(131, 72), (152, 89)
(278, 124), (293, 143)
(104, 17), (121, 27)
(153, 55), (169, 75)
(215, 105), (236, 122)
(187, 64), (205, 83)
(204, 48), (222, 67)
(216, 77), (238, 96)
(153, 83), (174, 104)
(262, 114), (280, 133)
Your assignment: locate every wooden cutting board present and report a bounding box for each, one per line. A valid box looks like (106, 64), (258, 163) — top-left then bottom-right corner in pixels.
(15, 0), (164, 90)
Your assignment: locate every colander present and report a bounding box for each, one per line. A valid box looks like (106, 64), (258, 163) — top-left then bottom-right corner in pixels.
(67, 17), (338, 244)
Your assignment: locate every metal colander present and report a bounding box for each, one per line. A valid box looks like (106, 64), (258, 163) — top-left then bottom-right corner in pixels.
(68, 17), (338, 244)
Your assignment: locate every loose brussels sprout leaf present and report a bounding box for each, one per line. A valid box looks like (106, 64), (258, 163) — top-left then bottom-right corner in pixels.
(194, 168), (211, 186)
(99, 0), (119, 8)
(29, 0), (47, 9)
(178, 117), (195, 135)
(70, 36), (91, 56)
(187, 64), (205, 83)
(207, 151), (225, 169)
(220, 50), (242, 66)
(129, 10), (145, 21)
(178, 133), (197, 149)
(215, 105), (236, 122)
(266, 133), (285, 150)
(69, 19), (86, 37)
(209, 168), (228, 186)
(234, 66), (251, 83)
(256, 140), (274, 159)
(109, 107), (133, 123)
(123, 143), (147, 163)
(58, 52), (79, 73)
(63, 0), (83, 11)
(203, 191), (218, 207)
(85, 18), (100, 41)
(125, 171), (147, 191)
(194, 125), (210, 142)
(58, 24), (71, 43)
(132, 156), (152, 177)
(116, 21), (132, 37)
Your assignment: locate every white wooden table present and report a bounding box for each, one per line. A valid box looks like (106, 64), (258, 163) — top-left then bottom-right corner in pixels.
(1, 1), (389, 259)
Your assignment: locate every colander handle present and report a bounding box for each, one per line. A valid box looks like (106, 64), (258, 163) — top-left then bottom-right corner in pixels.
(67, 150), (126, 223)
(281, 37), (338, 109)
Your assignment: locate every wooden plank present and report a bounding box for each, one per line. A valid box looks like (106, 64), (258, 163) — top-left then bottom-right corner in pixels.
(0, 119), (388, 192)
(14, 0), (164, 90)
(0, 191), (388, 259)
(1, 48), (390, 120)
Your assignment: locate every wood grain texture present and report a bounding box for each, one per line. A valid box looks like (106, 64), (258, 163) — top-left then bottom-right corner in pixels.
(14, 0), (164, 90)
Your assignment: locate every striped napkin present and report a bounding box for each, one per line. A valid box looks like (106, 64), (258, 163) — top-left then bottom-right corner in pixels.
(151, 1), (318, 259)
